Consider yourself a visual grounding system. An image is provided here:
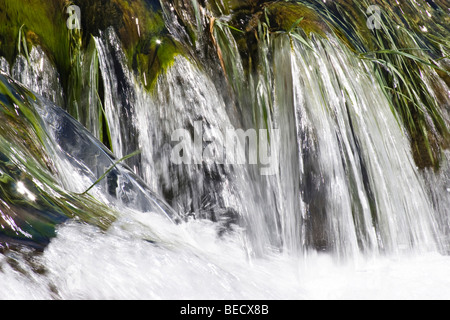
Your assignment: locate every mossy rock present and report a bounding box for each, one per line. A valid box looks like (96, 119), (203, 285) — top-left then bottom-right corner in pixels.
(217, 1), (331, 75)
(316, 0), (450, 169)
(72, 0), (182, 90)
(0, 0), (448, 171)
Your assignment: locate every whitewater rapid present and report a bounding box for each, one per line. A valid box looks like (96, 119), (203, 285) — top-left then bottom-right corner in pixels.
(1, 211), (450, 300)
(0, 11), (449, 301)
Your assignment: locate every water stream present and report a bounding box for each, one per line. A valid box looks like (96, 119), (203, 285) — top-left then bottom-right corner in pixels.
(0, 5), (449, 299)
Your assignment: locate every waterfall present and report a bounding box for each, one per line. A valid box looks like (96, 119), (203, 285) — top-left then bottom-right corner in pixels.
(82, 26), (444, 259)
(0, 0), (449, 300)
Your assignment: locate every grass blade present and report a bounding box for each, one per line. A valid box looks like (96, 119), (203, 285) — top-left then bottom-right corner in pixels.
(80, 150), (141, 196)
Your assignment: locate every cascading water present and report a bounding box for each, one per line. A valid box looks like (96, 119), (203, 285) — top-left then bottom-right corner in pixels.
(0, 0), (449, 300)
(282, 36), (441, 257)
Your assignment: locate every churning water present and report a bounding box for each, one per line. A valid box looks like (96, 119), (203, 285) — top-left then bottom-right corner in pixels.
(0, 22), (449, 300)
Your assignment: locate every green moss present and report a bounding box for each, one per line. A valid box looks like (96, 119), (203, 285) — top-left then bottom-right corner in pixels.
(297, 0), (450, 169)
(149, 37), (179, 89)
(0, 0), (73, 85)
(263, 2), (329, 37)
(72, 0), (182, 91)
(133, 35), (181, 90)
(0, 0), (184, 99)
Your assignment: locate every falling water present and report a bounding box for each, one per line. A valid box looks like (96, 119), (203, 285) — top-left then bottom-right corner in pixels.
(0, 9), (449, 299)
(86, 26), (446, 258)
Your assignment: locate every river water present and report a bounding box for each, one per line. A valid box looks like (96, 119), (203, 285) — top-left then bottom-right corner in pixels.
(0, 20), (449, 299)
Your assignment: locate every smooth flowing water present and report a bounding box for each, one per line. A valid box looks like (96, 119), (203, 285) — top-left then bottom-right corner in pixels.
(0, 20), (449, 299)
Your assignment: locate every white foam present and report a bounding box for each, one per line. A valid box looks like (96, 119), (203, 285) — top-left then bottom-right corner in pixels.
(1, 212), (450, 300)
